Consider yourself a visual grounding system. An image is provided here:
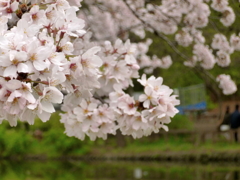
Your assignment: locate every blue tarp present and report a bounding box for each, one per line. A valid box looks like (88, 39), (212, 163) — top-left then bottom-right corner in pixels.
(177, 101), (207, 114)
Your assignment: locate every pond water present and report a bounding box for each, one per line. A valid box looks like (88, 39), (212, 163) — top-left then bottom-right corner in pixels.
(0, 160), (240, 180)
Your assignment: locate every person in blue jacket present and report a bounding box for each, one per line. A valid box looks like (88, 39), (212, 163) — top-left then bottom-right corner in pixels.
(230, 104), (240, 142)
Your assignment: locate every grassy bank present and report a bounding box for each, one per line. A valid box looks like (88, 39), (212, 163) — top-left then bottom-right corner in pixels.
(0, 112), (239, 159)
(0, 112), (91, 158)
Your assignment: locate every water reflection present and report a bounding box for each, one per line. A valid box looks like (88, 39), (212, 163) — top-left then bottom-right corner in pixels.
(0, 160), (240, 180)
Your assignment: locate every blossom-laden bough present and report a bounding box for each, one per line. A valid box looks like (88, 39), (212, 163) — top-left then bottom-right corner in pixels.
(0, 0), (180, 140)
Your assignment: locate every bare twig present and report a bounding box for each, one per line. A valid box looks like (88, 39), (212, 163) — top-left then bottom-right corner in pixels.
(209, 20), (221, 32)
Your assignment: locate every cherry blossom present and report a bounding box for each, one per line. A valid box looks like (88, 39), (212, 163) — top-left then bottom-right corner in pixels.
(217, 74), (237, 95)
(216, 50), (231, 67)
(175, 29), (193, 47)
(230, 34), (240, 51)
(220, 7), (235, 26)
(211, 0), (229, 12)
(139, 86), (158, 108)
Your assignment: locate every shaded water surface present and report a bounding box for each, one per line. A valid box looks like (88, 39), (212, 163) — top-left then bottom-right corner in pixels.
(0, 160), (240, 180)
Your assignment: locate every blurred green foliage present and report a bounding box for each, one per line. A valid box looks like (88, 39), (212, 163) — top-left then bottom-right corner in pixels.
(0, 112), (90, 158)
(0, 122), (31, 157)
(168, 114), (193, 130)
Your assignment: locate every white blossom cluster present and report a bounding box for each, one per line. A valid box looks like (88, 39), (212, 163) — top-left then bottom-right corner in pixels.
(60, 98), (117, 141)
(123, 39), (172, 74)
(192, 44), (216, 70)
(211, 0), (235, 26)
(0, 0), (87, 126)
(211, 34), (232, 67)
(175, 29), (193, 47)
(0, 0), (180, 140)
(211, 33), (240, 69)
(61, 73), (179, 140)
(216, 74), (237, 95)
(230, 33), (240, 51)
(60, 36), (179, 139)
